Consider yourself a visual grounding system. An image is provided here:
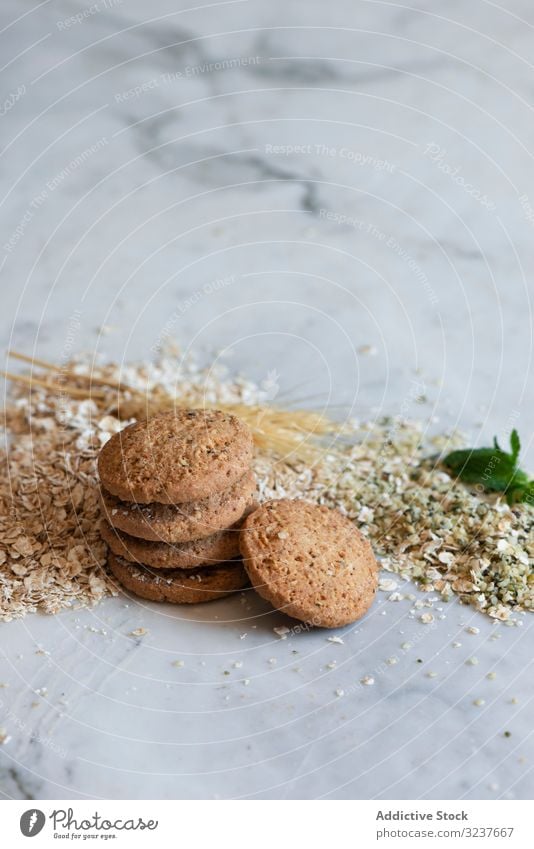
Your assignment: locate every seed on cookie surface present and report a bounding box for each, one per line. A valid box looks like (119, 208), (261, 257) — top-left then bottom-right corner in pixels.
(97, 409), (253, 504)
(240, 499), (378, 628)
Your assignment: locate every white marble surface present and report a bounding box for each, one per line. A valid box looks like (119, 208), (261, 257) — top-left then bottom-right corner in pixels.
(0, 0), (533, 800)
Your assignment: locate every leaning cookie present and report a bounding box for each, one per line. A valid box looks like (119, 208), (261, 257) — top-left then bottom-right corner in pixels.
(240, 499), (378, 628)
(98, 409), (253, 504)
(108, 553), (249, 604)
(100, 520), (241, 569)
(100, 470), (257, 543)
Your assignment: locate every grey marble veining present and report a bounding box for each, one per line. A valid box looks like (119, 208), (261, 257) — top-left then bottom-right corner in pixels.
(0, 0), (533, 800)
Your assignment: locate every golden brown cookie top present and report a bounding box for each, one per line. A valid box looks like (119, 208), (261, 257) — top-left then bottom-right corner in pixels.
(240, 499), (378, 628)
(97, 409), (253, 504)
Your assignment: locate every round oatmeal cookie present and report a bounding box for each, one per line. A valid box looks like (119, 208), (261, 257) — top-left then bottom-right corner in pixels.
(100, 470), (257, 543)
(97, 409), (253, 504)
(240, 499), (378, 628)
(108, 553), (249, 604)
(100, 520), (241, 569)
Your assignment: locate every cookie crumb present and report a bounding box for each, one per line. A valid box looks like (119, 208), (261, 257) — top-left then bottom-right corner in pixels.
(129, 627), (148, 637)
(388, 592), (403, 602)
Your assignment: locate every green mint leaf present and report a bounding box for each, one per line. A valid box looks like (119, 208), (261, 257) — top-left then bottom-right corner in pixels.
(506, 477), (534, 506)
(444, 447), (516, 492)
(524, 480), (534, 506)
(443, 430), (531, 505)
(510, 429), (521, 463)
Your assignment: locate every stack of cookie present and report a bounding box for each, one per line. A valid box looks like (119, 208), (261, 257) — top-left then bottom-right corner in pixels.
(97, 407), (379, 628)
(98, 409), (256, 604)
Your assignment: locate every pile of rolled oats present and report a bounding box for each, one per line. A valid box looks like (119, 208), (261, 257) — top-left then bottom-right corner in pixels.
(1, 355), (532, 622)
(0, 393), (116, 621)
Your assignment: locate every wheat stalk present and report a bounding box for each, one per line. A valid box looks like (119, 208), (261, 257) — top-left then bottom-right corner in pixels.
(2, 351), (347, 461)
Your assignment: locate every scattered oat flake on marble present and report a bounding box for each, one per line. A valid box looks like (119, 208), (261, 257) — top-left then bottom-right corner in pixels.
(378, 578), (398, 592)
(129, 628), (148, 637)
